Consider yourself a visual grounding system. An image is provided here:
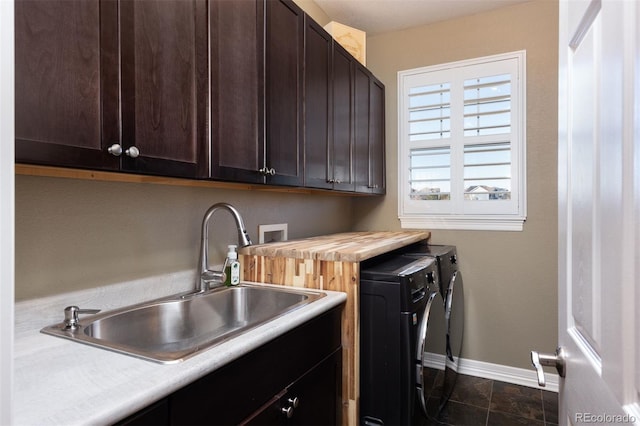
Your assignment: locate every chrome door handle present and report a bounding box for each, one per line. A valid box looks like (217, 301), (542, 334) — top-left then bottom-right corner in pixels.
(531, 347), (566, 387)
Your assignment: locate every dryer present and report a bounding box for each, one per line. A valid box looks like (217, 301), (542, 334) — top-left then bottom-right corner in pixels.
(404, 245), (465, 416)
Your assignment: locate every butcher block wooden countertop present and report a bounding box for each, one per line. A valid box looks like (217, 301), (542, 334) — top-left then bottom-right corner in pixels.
(240, 230), (431, 262)
(239, 230), (430, 425)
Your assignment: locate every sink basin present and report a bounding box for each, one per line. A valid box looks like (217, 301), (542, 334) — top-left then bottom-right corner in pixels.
(41, 284), (325, 363)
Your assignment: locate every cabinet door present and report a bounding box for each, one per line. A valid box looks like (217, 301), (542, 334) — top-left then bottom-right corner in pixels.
(265, 0), (304, 186)
(303, 17), (332, 190)
(354, 64), (372, 193)
(331, 43), (355, 192)
(115, 399), (169, 426)
(286, 350), (342, 425)
(169, 307), (342, 425)
(243, 350), (342, 426)
(15, 0), (120, 170)
(354, 64), (386, 194)
(210, 0), (265, 183)
(119, 0), (208, 178)
(368, 77), (386, 194)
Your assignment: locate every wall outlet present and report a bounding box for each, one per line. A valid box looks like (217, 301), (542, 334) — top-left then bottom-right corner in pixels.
(258, 223), (288, 244)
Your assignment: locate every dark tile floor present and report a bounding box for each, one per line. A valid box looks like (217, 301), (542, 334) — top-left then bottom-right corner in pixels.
(417, 370), (558, 426)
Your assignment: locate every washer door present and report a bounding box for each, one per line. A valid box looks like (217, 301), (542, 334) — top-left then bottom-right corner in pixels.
(441, 270), (464, 405)
(445, 270), (464, 365)
(415, 290), (443, 417)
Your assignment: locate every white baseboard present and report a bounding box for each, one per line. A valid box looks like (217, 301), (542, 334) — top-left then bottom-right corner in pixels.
(424, 353), (559, 393)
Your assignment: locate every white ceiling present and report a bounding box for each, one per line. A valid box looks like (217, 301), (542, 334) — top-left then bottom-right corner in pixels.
(313, 0), (531, 36)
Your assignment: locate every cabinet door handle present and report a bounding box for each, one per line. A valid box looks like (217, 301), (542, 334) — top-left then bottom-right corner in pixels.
(107, 144), (122, 156)
(281, 406), (294, 418)
(259, 167), (276, 176)
(287, 397), (299, 408)
(125, 146), (140, 158)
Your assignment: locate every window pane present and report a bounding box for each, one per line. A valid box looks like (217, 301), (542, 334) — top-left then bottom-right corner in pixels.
(409, 147), (450, 200)
(463, 142), (511, 200)
(409, 83), (451, 141)
(464, 74), (511, 137)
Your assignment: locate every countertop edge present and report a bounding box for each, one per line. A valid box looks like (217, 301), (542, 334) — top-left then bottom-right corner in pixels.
(13, 276), (347, 425)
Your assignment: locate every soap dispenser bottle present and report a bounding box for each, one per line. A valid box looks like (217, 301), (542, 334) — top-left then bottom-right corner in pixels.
(224, 245), (240, 286)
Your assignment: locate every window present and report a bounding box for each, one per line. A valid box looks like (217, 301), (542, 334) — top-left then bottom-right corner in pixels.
(398, 51), (526, 231)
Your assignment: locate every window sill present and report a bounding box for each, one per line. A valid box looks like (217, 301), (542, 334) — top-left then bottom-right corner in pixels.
(399, 215), (526, 231)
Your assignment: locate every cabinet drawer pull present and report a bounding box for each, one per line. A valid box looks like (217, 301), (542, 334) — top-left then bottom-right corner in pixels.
(281, 406), (294, 418)
(125, 146), (140, 158)
(107, 144), (122, 156)
(259, 167), (276, 176)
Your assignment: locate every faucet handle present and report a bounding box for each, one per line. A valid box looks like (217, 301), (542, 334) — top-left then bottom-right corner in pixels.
(63, 306), (100, 330)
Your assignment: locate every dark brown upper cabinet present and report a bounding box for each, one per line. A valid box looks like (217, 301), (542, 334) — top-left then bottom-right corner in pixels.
(368, 77), (386, 194)
(209, 0), (264, 183)
(15, 0), (208, 179)
(210, 0), (304, 187)
(354, 63), (386, 194)
(330, 43), (356, 192)
(16, 0), (382, 194)
(304, 23), (358, 192)
(303, 17), (332, 190)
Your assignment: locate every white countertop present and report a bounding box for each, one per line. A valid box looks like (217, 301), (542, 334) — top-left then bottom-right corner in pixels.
(14, 271), (347, 425)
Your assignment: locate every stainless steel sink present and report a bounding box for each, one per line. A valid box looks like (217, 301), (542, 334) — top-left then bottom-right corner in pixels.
(41, 284), (325, 364)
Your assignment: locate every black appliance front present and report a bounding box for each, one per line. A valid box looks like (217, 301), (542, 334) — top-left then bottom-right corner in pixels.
(360, 255), (442, 426)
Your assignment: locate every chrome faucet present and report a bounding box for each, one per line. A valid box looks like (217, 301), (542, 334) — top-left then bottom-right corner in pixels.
(196, 203), (252, 293)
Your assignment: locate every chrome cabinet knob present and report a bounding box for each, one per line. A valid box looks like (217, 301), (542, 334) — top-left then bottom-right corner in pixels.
(287, 397), (299, 408)
(281, 406), (294, 418)
(531, 347), (566, 387)
(259, 167), (276, 176)
(125, 146), (140, 158)
(107, 144), (122, 156)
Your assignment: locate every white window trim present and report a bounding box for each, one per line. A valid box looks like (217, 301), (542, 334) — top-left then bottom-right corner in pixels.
(397, 51), (527, 231)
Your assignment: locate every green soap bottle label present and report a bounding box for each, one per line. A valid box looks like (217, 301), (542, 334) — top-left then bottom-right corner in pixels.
(230, 261), (240, 285)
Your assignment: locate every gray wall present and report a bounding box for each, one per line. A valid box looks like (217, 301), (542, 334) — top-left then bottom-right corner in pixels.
(352, 0), (559, 370)
(15, 176), (353, 300)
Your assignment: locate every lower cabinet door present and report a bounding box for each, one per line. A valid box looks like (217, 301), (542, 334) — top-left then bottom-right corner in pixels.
(169, 307), (342, 425)
(242, 349), (342, 426)
(115, 399), (169, 426)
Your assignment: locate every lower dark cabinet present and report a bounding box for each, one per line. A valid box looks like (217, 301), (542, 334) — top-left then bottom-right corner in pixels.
(243, 350), (342, 425)
(117, 306), (342, 426)
(116, 399), (169, 426)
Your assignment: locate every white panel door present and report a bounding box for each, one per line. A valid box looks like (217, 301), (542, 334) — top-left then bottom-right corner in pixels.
(556, 0), (640, 423)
